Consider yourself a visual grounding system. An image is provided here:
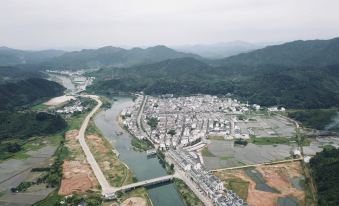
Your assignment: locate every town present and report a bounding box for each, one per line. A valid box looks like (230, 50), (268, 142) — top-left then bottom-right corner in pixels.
(122, 95), (256, 149)
(122, 95), (256, 205)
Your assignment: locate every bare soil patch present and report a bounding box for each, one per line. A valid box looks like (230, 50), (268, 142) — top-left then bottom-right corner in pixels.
(215, 162), (305, 206)
(58, 130), (98, 196)
(121, 197), (147, 206)
(85, 128), (133, 187)
(44, 95), (75, 106)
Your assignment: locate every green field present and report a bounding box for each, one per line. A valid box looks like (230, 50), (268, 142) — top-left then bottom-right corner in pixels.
(250, 136), (291, 145)
(224, 178), (249, 200)
(173, 178), (204, 206)
(201, 147), (216, 157)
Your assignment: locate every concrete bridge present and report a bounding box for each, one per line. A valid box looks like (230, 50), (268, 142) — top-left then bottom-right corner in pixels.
(102, 175), (174, 199)
(117, 175), (174, 192)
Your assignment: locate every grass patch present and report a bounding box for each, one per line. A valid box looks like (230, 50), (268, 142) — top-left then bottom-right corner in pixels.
(66, 112), (88, 130)
(31, 103), (49, 111)
(219, 155), (233, 160)
(33, 190), (61, 206)
(207, 135), (225, 141)
(131, 137), (153, 151)
(224, 178), (249, 200)
(201, 147), (216, 157)
(173, 178), (204, 206)
(250, 136), (291, 145)
(86, 120), (134, 187)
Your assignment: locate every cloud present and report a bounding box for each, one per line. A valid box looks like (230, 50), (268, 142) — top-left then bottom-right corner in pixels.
(0, 0), (338, 49)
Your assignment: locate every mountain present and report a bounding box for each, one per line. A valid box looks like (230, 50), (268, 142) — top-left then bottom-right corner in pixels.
(44, 45), (201, 69)
(88, 37), (339, 109)
(0, 66), (45, 84)
(220, 37), (339, 67)
(0, 78), (65, 111)
(173, 41), (266, 59)
(0, 47), (65, 66)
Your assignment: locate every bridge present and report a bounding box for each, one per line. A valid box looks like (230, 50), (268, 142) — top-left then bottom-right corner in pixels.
(116, 175), (174, 192)
(102, 175), (174, 199)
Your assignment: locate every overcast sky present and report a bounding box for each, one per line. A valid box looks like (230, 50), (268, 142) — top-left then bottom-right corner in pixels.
(1, 0), (338, 50)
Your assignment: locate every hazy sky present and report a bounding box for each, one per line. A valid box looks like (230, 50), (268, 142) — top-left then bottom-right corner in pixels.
(1, 0), (339, 50)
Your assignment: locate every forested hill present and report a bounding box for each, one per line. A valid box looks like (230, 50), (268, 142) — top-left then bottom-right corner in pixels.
(0, 46), (65, 66)
(219, 37), (339, 67)
(0, 66), (44, 84)
(43, 45), (201, 69)
(88, 57), (339, 109)
(0, 78), (65, 111)
(310, 148), (339, 206)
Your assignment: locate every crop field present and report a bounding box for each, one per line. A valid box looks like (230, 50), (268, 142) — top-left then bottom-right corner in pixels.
(303, 136), (339, 156)
(203, 140), (294, 170)
(0, 145), (57, 206)
(237, 115), (296, 138)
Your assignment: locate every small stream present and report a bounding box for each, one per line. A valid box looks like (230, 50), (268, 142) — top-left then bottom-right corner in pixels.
(94, 97), (185, 206)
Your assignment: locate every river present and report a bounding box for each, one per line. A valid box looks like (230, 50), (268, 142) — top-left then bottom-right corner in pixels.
(94, 97), (185, 206)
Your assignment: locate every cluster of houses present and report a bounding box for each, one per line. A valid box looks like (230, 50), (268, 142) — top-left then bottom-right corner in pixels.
(56, 99), (85, 114)
(125, 95), (253, 150)
(122, 97), (147, 141)
(168, 149), (247, 206)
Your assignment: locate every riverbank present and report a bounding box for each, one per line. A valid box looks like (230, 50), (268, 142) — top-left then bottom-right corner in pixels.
(173, 178), (204, 206)
(94, 96), (185, 206)
(85, 101), (152, 205)
(118, 113), (153, 152)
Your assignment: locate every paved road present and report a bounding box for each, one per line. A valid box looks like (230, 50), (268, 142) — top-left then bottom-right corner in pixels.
(137, 95), (157, 146)
(116, 175), (174, 192)
(166, 156), (214, 206)
(77, 95), (170, 196)
(210, 158), (303, 172)
(77, 95), (114, 194)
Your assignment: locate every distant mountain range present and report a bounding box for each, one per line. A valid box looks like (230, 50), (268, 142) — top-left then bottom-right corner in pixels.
(219, 37), (339, 67)
(89, 37), (339, 109)
(2, 37), (339, 109)
(0, 46), (65, 66)
(43, 45), (201, 69)
(173, 41), (272, 59)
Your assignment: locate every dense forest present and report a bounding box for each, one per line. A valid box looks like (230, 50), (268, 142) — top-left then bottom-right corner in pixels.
(0, 66), (44, 83)
(310, 148), (339, 206)
(0, 78), (65, 111)
(0, 112), (67, 140)
(0, 111), (67, 160)
(288, 109), (338, 130)
(87, 58), (339, 109)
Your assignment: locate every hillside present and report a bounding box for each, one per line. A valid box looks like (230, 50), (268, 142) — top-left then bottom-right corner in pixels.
(0, 66), (44, 84)
(174, 41), (265, 59)
(44, 45), (201, 69)
(88, 56), (339, 109)
(0, 46), (65, 66)
(220, 37), (339, 67)
(310, 148), (339, 206)
(0, 78), (65, 111)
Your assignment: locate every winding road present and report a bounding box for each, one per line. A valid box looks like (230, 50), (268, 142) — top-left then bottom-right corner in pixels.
(76, 95), (115, 195)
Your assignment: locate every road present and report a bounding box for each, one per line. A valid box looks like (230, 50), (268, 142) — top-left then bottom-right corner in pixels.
(76, 95), (171, 197)
(117, 175), (174, 192)
(210, 158), (303, 172)
(76, 95), (114, 195)
(137, 95), (157, 146)
(166, 156), (214, 206)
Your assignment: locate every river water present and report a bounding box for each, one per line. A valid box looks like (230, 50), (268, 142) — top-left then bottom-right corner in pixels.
(94, 97), (185, 206)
